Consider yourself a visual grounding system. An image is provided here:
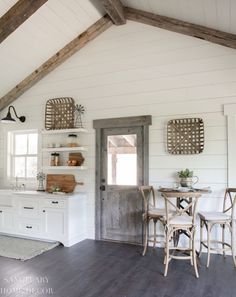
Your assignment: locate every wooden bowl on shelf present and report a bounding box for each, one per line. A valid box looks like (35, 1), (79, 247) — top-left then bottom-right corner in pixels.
(68, 152), (85, 166)
(67, 160), (78, 166)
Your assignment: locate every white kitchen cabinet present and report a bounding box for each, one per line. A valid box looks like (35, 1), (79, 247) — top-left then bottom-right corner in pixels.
(17, 217), (42, 235)
(42, 208), (65, 239)
(0, 190), (87, 247)
(19, 198), (40, 218)
(0, 209), (15, 231)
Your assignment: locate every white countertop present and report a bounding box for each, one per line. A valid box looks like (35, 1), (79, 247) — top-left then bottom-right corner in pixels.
(13, 190), (79, 197)
(0, 189), (84, 198)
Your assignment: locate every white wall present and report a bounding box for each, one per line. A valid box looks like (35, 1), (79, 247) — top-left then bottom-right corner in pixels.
(224, 104), (236, 187)
(0, 21), (236, 241)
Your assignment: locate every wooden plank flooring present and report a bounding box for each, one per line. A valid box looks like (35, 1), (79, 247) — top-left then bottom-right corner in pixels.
(0, 239), (235, 297)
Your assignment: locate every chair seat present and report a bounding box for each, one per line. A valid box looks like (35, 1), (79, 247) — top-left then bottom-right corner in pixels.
(169, 215), (193, 225)
(198, 211), (231, 222)
(148, 208), (166, 217)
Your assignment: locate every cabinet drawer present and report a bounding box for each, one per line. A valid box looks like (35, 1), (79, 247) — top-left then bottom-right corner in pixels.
(17, 218), (42, 234)
(19, 199), (39, 217)
(42, 199), (65, 209)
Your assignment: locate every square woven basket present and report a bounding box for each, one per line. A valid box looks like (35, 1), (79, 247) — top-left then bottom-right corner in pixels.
(45, 97), (75, 130)
(167, 118), (204, 155)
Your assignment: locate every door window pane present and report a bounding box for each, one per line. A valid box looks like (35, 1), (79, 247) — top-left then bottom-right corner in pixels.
(107, 134), (137, 185)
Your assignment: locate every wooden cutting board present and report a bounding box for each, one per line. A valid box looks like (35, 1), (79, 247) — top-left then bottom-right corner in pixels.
(46, 174), (83, 193)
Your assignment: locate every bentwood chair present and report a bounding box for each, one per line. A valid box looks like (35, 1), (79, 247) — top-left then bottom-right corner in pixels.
(198, 188), (236, 268)
(162, 192), (200, 278)
(139, 186), (166, 256)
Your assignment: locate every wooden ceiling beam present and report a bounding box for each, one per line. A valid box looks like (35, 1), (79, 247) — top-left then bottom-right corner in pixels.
(125, 6), (236, 50)
(0, 0), (48, 44)
(123, 135), (136, 147)
(101, 0), (126, 25)
(0, 15), (112, 111)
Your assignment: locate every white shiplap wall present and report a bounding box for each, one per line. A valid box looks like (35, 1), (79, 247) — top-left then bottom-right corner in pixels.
(0, 21), (236, 242)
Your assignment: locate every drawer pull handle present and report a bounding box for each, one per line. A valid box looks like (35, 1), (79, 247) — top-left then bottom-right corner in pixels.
(0, 210), (2, 213)
(43, 210), (45, 213)
(23, 207), (34, 210)
(52, 201), (59, 204)
(26, 226), (32, 229)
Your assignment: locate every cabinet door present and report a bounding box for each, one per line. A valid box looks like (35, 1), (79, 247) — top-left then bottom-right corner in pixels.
(42, 209), (65, 238)
(0, 210), (15, 231)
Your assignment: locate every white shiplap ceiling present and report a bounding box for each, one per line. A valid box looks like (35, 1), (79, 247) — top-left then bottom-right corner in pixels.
(0, 0), (236, 100)
(0, 0), (18, 17)
(122, 0), (236, 34)
(0, 0), (104, 98)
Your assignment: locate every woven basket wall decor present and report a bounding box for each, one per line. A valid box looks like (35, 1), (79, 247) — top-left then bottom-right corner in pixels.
(45, 97), (75, 130)
(167, 118), (204, 155)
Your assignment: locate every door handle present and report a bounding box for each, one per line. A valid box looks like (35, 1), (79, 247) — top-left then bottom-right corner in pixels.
(100, 185), (106, 191)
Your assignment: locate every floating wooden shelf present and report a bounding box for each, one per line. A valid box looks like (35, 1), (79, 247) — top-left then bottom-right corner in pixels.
(41, 128), (88, 135)
(42, 146), (88, 152)
(42, 166), (87, 170)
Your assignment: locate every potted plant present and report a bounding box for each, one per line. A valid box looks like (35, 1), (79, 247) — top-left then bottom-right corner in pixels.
(177, 169), (198, 187)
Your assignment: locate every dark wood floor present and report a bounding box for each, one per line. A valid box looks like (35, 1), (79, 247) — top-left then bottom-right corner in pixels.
(0, 239), (235, 297)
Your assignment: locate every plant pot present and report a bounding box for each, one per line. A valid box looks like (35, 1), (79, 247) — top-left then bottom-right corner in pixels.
(179, 178), (192, 187)
(179, 176), (199, 187)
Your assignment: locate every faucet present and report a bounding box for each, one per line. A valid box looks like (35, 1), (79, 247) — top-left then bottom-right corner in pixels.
(11, 176), (25, 191)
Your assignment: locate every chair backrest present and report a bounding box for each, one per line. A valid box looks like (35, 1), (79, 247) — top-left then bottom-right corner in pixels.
(139, 186), (156, 214)
(161, 192), (201, 225)
(223, 188), (236, 219)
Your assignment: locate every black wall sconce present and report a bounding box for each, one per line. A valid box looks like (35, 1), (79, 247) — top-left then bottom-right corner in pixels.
(1, 106), (26, 123)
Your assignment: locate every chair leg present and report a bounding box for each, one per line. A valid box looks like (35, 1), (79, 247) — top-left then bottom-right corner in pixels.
(163, 225), (167, 265)
(190, 235), (193, 266)
(142, 219), (148, 256)
(173, 230), (179, 247)
(222, 224), (226, 258)
(192, 229), (199, 278)
(153, 220), (157, 249)
(230, 222), (236, 267)
(164, 229), (171, 277)
(199, 219), (203, 257)
(207, 223), (211, 268)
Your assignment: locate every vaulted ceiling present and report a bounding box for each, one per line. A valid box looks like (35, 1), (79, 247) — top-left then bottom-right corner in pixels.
(122, 0), (236, 35)
(0, 0), (236, 108)
(0, 0), (104, 98)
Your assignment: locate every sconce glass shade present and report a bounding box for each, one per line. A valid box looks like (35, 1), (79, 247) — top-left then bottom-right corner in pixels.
(1, 106), (25, 123)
